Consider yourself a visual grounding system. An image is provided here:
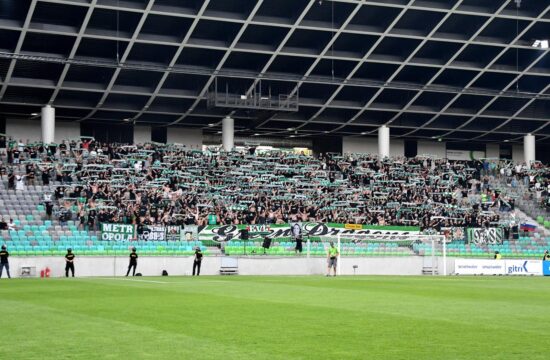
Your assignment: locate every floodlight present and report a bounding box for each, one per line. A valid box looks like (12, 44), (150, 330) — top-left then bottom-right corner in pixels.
(532, 40), (549, 49)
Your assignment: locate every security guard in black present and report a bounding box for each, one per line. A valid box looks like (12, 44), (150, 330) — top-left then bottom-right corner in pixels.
(0, 245), (10, 278)
(126, 247), (138, 276)
(192, 248), (203, 276)
(65, 249), (75, 277)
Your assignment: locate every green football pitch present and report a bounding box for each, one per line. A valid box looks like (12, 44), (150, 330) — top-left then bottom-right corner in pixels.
(1, 276), (548, 360)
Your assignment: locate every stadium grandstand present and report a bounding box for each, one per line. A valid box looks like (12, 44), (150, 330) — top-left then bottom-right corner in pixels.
(0, 0), (549, 359)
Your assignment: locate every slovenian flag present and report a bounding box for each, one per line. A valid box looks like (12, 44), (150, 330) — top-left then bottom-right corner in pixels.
(520, 223), (537, 232)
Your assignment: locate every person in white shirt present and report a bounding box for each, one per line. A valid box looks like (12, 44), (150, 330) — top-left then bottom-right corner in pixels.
(15, 174), (26, 192)
(43, 192), (52, 203)
(7, 219), (16, 231)
(292, 223), (303, 254)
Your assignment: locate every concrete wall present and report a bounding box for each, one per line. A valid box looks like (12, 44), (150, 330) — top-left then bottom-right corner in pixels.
(389, 139), (405, 157)
(238, 256), (424, 275)
(166, 128), (202, 149)
(446, 149), (485, 160)
(486, 144), (500, 159)
(133, 126), (151, 144)
(6, 119), (80, 143)
(417, 141), (446, 158)
(6, 119), (41, 142)
(6, 256), (456, 278)
(55, 121), (80, 143)
(342, 137), (404, 157)
(512, 144), (524, 164)
(342, 137), (377, 154)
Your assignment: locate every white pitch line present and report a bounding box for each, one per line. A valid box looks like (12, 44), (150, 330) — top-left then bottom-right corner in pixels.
(103, 277), (171, 284)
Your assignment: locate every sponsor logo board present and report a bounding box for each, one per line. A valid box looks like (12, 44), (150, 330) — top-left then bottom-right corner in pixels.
(505, 260), (542, 275)
(454, 259), (506, 275)
(455, 259), (543, 276)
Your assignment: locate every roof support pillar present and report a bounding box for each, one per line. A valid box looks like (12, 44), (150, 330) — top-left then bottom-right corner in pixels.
(524, 133), (535, 168)
(222, 116), (234, 152)
(41, 105), (55, 145)
(378, 125), (390, 159)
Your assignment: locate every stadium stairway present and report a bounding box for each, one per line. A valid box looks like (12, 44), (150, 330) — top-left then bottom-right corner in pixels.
(491, 176), (550, 233)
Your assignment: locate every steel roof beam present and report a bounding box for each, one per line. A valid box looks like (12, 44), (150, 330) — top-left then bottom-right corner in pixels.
(327, 0), (467, 135)
(48, 0), (98, 105)
(129, 0), (211, 124)
(0, 0), (38, 101)
(78, 0), (157, 122)
(166, 0), (294, 127)
(397, 1), (543, 137)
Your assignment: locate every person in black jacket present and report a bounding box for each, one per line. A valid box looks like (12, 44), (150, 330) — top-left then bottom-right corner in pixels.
(0, 245), (10, 278)
(126, 247), (138, 276)
(65, 248), (75, 277)
(7, 171), (14, 190)
(192, 247), (203, 276)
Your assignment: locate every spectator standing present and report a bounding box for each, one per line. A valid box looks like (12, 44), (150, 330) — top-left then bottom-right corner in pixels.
(292, 223), (303, 254)
(0, 245), (10, 279)
(15, 173), (26, 192)
(326, 242), (339, 277)
(192, 247), (203, 276)
(65, 249), (75, 277)
(126, 247), (138, 276)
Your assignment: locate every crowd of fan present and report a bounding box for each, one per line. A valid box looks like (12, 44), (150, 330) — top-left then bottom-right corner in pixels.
(0, 137), (523, 231)
(497, 161), (550, 210)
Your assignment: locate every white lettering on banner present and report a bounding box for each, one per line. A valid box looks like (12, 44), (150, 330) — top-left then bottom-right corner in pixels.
(101, 223), (136, 241)
(138, 225), (167, 241)
(468, 228), (503, 245)
(101, 232), (133, 241)
(505, 260), (542, 275)
(203, 223), (420, 242)
(247, 224), (271, 233)
(166, 226), (181, 241)
(454, 259), (543, 275)
(454, 259), (506, 275)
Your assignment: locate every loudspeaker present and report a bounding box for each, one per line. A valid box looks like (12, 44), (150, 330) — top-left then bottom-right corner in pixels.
(162, 270), (168, 276)
(240, 229), (249, 240)
(262, 237), (271, 249)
